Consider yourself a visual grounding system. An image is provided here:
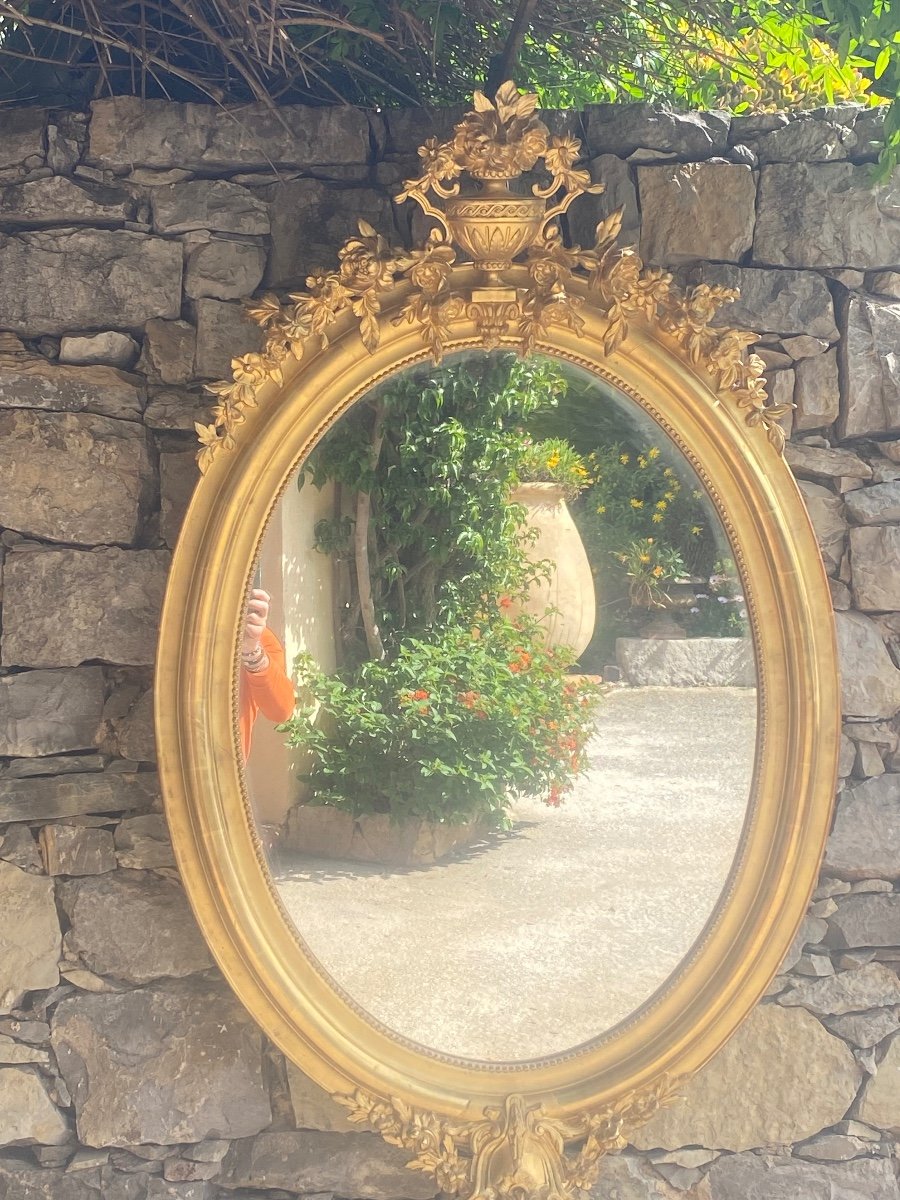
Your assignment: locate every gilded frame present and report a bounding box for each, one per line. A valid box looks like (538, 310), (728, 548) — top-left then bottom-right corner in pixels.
(156, 85), (840, 1199)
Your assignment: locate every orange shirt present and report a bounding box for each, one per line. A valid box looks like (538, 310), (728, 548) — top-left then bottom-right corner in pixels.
(239, 627), (296, 761)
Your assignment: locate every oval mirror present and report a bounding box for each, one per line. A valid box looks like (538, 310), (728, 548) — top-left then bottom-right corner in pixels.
(157, 85), (839, 1200)
(244, 350), (758, 1062)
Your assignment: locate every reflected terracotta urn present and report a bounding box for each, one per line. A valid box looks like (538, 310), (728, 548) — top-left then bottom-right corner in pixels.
(508, 482), (596, 658)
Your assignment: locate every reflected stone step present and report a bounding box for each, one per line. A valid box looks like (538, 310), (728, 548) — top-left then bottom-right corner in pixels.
(282, 805), (488, 868)
(616, 636), (755, 687)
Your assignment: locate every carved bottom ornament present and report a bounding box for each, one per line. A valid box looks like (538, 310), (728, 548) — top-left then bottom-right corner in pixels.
(334, 1082), (683, 1200)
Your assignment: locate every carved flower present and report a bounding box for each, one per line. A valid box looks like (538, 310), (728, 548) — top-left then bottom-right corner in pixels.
(541, 134), (594, 194)
(452, 84), (548, 178)
(338, 220), (396, 291)
(418, 137), (459, 182)
(408, 234), (456, 294)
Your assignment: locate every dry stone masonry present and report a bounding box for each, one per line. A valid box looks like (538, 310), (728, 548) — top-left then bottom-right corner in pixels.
(0, 96), (898, 1199)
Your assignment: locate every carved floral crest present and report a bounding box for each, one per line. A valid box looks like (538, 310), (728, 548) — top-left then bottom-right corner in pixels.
(196, 81), (788, 474)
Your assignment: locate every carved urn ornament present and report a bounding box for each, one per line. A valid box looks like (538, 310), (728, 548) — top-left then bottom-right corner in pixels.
(157, 83), (840, 1200)
(196, 82), (789, 474)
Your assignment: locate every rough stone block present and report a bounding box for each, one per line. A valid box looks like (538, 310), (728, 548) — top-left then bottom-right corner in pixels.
(1, 548), (169, 667)
(615, 637), (755, 687)
(777, 962), (900, 1015)
(58, 871), (212, 983)
(631, 1004), (860, 1152)
(0, 107), (45, 177)
(160, 451), (200, 550)
(219, 1130), (437, 1197)
(796, 481), (847, 575)
(793, 348), (840, 431)
(754, 117), (857, 163)
(265, 179), (394, 290)
(151, 179), (269, 235)
(192, 300), (264, 380)
(0, 228), (182, 336)
(39, 825), (116, 877)
(183, 238), (266, 301)
(755, 162), (900, 269)
(0, 353), (144, 421)
(103, 683), (156, 764)
(851, 525), (900, 611)
(0, 176), (136, 226)
(287, 1062), (356, 1132)
(0, 772), (158, 825)
(785, 443), (871, 481)
(0, 667), (104, 757)
(0, 825), (42, 870)
(838, 295), (900, 438)
(0, 862), (60, 1013)
(114, 814), (175, 870)
(825, 774), (900, 881)
(566, 154), (640, 249)
(585, 103), (730, 158)
(139, 319), (197, 386)
(685, 263), (837, 338)
(835, 611), (900, 719)
(88, 97), (370, 171)
(51, 979), (272, 1147)
(825, 1008), (900, 1048)
(0, 1068), (69, 1146)
(638, 162), (755, 265)
(143, 388), (208, 432)
(846, 480), (900, 523)
(0, 410), (152, 545)
(857, 1034), (900, 1135)
(826, 892), (900, 948)
(58, 332), (139, 369)
(706, 1152), (900, 1200)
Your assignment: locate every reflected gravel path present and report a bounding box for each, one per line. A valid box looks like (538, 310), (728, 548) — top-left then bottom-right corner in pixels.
(273, 686), (757, 1062)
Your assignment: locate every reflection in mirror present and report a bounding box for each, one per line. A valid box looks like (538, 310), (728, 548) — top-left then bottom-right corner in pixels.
(241, 352), (757, 1063)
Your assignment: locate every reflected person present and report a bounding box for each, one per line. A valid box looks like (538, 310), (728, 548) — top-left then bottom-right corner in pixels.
(239, 588), (295, 761)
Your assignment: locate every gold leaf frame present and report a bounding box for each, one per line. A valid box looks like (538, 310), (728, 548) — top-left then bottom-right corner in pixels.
(157, 85), (840, 1200)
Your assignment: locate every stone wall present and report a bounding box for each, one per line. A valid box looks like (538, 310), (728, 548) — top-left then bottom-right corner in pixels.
(0, 97), (898, 1199)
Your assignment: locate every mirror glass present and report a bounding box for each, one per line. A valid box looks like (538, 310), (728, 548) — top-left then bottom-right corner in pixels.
(240, 351), (757, 1063)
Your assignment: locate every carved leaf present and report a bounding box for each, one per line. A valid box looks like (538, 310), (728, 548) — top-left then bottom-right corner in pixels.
(604, 307), (627, 357)
(352, 290), (382, 353)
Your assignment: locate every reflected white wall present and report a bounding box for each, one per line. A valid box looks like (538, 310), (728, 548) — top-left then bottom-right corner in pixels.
(246, 476), (337, 825)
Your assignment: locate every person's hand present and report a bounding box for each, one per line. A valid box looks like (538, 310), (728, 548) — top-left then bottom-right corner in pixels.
(242, 588), (270, 658)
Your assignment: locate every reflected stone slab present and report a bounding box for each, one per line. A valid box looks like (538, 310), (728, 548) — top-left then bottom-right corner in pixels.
(283, 805), (486, 868)
(616, 637), (755, 687)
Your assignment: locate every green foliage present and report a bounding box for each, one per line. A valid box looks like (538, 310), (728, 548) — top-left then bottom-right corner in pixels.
(615, 538), (687, 609)
(578, 443), (715, 581)
(302, 353), (567, 658)
(516, 437), (592, 500)
(0, 1), (896, 173)
(282, 611), (602, 826)
(681, 560), (747, 636)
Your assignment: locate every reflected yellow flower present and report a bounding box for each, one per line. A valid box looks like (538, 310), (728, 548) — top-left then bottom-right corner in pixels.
(652, 512), (664, 523)
(639, 553), (651, 563)
(638, 456), (647, 468)
(656, 500), (667, 511)
(619, 453), (630, 465)
(652, 566), (664, 578)
(630, 498), (643, 508)
(648, 447), (660, 459)
(691, 525), (703, 536)
(595, 504), (606, 513)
